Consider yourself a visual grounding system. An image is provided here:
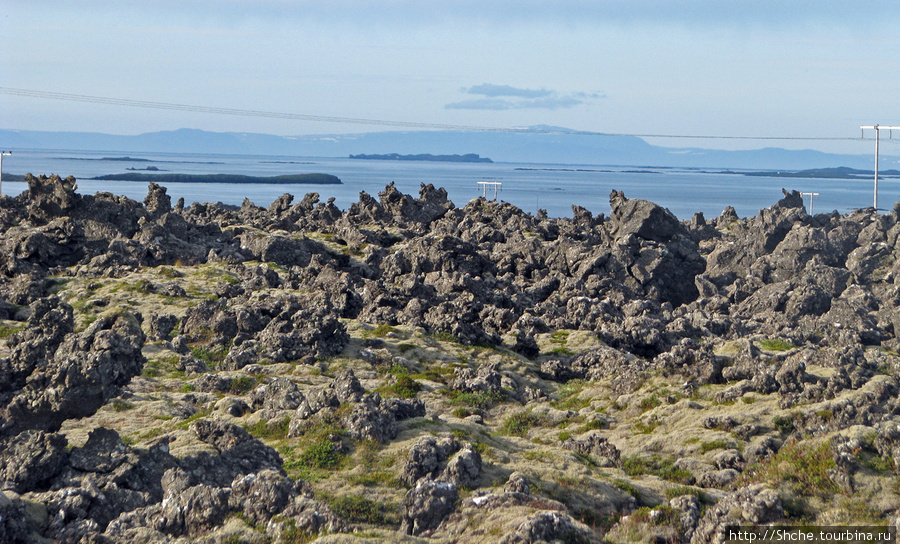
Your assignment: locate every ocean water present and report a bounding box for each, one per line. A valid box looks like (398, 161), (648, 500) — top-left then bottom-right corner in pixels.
(1, 149), (894, 220)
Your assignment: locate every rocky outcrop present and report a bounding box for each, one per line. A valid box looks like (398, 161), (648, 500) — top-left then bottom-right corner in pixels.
(287, 369), (425, 443)
(691, 485), (784, 544)
(401, 479), (459, 536)
(0, 299), (145, 436)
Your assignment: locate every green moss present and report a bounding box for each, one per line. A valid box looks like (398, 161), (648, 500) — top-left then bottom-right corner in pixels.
(284, 436), (345, 475)
(46, 277), (71, 295)
(622, 455), (694, 485)
(175, 406), (214, 429)
(229, 375), (258, 395)
(281, 423), (349, 481)
(612, 479), (641, 498)
(142, 359), (165, 378)
(773, 413), (800, 435)
(111, 399), (135, 412)
(138, 427), (167, 442)
(446, 389), (506, 410)
(632, 417), (660, 434)
(742, 441), (838, 497)
(156, 266), (183, 279)
(550, 330), (570, 345)
(368, 324), (398, 338)
(278, 518), (315, 544)
(324, 495), (399, 526)
(245, 416), (291, 440)
(576, 419), (607, 433)
(758, 338), (796, 352)
(193, 266), (239, 285)
(500, 410), (546, 437)
(639, 395), (662, 412)
(630, 505), (681, 526)
(122, 279), (155, 295)
(699, 439), (731, 453)
(410, 366), (453, 384)
(382, 375), (422, 399)
(191, 345), (229, 368)
(857, 450), (895, 473)
(431, 331), (458, 343)
(838, 497), (889, 525)
(345, 470), (399, 488)
(0, 323), (24, 339)
(551, 380), (591, 411)
(663, 485), (706, 501)
(451, 407), (472, 418)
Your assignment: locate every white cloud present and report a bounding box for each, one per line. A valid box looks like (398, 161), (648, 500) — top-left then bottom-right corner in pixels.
(446, 84), (602, 110)
(463, 84), (553, 99)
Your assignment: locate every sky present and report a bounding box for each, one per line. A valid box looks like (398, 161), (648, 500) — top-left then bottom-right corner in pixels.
(2, 1), (900, 154)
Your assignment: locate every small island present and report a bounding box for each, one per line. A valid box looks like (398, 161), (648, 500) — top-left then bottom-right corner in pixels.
(737, 166), (900, 179)
(90, 172), (342, 184)
(349, 153), (492, 163)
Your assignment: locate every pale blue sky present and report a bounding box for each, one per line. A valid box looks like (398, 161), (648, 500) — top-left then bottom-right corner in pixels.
(2, 1), (899, 153)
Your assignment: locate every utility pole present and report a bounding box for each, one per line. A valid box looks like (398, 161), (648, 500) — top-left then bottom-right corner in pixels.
(0, 151), (10, 196)
(860, 125), (900, 210)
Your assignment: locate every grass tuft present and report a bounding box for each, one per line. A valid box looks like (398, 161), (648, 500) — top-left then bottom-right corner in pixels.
(741, 440), (838, 497)
(622, 455), (694, 485)
(500, 410), (546, 437)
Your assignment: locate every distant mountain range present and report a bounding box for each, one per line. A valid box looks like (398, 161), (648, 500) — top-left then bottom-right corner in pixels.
(0, 126), (891, 170)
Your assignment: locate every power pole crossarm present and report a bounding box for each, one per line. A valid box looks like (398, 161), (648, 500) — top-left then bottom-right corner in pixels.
(477, 181), (502, 201)
(860, 125), (900, 210)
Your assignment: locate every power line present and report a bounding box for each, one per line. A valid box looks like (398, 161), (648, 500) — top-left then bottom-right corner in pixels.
(0, 86), (872, 142)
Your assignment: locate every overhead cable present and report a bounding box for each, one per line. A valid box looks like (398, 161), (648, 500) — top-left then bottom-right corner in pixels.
(0, 86), (873, 142)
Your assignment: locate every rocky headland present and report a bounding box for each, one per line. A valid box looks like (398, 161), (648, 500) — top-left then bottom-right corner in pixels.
(1, 173), (899, 543)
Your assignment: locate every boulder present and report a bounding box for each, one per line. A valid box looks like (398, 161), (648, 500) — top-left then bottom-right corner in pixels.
(498, 511), (595, 544)
(0, 308), (145, 436)
(0, 430), (69, 493)
(401, 479), (458, 536)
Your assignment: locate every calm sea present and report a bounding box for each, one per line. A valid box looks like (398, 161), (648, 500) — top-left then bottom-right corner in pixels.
(1, 149), (893, 220)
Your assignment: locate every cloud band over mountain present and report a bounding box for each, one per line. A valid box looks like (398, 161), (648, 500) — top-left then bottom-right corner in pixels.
(445, 83), (604, 110)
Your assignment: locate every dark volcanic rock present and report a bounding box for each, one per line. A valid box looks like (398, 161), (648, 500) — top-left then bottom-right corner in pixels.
(69, 427), (129, 473)
(0, 492), (30, 544)
(562, 433), (621, 468)
(608, 190), (704, 306)
(400, 436), (462, 486)
(143, 182), (172, 219)
(26, 174), (79, 223)
(0, 430), (69, 492)
(229, 469), (300, 525)
(8, 174), (900, 542)
(691, 485), (784, 544)
(609, 189), (681, 243)
(401, 479), (459, 536)
(184, 419), (283, 487)
(0, 305), (145, 436)
(499, 511), (595, 544)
